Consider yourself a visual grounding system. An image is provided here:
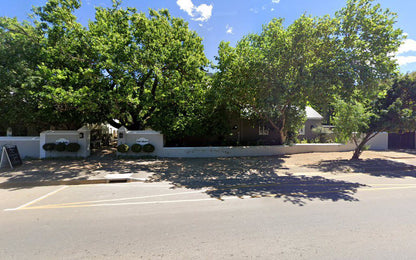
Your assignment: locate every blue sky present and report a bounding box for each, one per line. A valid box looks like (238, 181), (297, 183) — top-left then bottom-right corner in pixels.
(1, 0), (416, 73)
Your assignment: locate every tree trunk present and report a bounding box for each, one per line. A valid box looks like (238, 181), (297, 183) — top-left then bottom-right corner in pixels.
(351, 145), (363, 160)
(278, 129), (286, 144)
(350, 132), (379, 160)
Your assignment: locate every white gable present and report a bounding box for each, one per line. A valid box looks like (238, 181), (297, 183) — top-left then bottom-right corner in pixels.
(305, 106), (323, 120)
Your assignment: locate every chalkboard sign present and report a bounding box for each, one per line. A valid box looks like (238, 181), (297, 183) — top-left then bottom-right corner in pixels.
(1, 145), (23, 169)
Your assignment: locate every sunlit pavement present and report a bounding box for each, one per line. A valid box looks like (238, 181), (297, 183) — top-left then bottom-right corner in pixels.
(1, 173), (416, 259)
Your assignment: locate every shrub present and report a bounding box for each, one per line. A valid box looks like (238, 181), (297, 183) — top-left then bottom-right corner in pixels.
(117, 144), (129, 153)
(131, 144), (142, 153)
(66, 143), (81, 152)
(55, 142), (67, 152)
(142, 143), (155, 153)
(42, 143), (56, 151)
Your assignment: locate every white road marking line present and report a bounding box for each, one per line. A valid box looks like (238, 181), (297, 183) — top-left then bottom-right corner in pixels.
(8, 189), (208, 209)
(22, 197), (241, 210)
(91, 183), (173, 188)
(4, 186), (68, 211)
(359, 186), (416, 191)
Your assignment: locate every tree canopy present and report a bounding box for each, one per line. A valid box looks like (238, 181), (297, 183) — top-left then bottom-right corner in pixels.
(0, 0), (412, 153)
(0, 0), (210, 139)
(88, 5), (210, 136)
(214, 0), (405, 146)
(214, 15), (337, 144)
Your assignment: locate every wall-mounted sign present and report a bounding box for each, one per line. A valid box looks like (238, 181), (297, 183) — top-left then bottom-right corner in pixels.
(136, 137), (149, 145)
(55, 138), (70, 144)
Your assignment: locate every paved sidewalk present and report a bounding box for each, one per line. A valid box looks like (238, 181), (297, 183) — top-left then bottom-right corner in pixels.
(1, 150), (415, 189)
(0, 148), (157, 188)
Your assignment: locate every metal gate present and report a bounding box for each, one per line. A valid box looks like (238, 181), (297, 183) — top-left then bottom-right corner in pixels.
(388, 132), (415, 149)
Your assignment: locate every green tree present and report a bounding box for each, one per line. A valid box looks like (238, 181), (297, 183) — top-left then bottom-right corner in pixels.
(0, 0), (210, 138)
(330, 0), (404, 159)
(88, 4), (210, 138)
(214, 15), (338, 144)
(0, 17), (45, 133)
(32, 0), (105, 129)
(333, 75), (416, 160)
(0, 0), (103, 131)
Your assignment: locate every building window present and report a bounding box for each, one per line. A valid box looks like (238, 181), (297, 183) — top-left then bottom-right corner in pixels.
(299, 126), (305, 135)
(259, 125), (269, 136)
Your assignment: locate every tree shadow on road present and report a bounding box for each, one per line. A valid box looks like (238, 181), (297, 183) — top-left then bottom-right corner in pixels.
(144, 157), (364, 206)
(308, 158), (416, 178)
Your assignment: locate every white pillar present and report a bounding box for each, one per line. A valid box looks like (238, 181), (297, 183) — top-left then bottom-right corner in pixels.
(39, 131), (46, 159)
(77, 126), (91, 158)
(118, 126), (128, 146)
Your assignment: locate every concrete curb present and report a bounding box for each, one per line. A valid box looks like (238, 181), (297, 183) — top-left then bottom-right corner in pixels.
(0, 177), (147, 189)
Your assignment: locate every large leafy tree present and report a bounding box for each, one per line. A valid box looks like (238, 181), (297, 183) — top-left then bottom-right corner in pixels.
(0, 0), (103, 131)
(331, 0), (405, 159)
(214, 15), (338, 144)
(32, 0), (105, 129)
(0, 17), (44, 133)
(333, 75), (416, 159)
(214, 0), (404, 147)
(0, 0), (209, 138)
(88, 3), (210, 137)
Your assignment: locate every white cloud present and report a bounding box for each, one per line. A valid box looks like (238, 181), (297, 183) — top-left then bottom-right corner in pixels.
(271, 8), (275, 11)
(194, 4), (213, 22)
(177, 0), (194, 17)
(396, 56), (416, 66)
(272, 0), (280, 3)
(397, 38), (416, 55)
(176, 0), (213, 22)
(394, 35), (416, 67)
(226, 25), (233, 34)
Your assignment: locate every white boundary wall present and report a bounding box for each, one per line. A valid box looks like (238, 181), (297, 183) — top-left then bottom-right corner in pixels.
(0, 127), (91, 159)
(366, 132), (388, 150)
(117, 127), (164, 156)
(117, 127), (364, 158)
(0, 128), (389, 160)
(161, 143), (357, 158)
(0, 137), (40, 159)
(40, 127), (91, 158)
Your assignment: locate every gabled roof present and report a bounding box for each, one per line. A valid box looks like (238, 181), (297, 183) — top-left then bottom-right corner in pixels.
(306, 106), (323, 120)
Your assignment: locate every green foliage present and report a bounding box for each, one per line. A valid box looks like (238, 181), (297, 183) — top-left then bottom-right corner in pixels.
(331, 96), (373, 143)
(332, 74), (416, 159)
(374, 75), (416, 132)
(214, 15), (330, 144)
(88, 7), (210, 138)
(131, 144), (142, 153)
(327, 0), (404, 159)
(42, 143), (56, 151)
(117, 144), (129, 153)
(66, 143), (80, 152)
(142, 144), (155, 153)
(0, 1), (209, 136)
(55, 142), (67, 152)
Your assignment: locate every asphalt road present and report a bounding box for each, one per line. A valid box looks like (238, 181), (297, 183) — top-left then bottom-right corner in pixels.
(1, 173), (416, 259)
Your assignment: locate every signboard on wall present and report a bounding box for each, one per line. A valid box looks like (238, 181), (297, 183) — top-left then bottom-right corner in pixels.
(0, 145), (23, 169)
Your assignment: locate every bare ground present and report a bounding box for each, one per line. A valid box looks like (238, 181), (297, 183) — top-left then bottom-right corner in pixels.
(1, 149), (415, 186)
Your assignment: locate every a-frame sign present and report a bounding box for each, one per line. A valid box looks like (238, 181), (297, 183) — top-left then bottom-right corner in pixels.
(0, 145), (22, 169)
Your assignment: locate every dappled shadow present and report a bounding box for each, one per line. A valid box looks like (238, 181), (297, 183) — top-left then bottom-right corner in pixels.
(309, 158), (416, 178)
(144, 157), (364, 206)
(0, 159), (94, 190)
(0, 155), (155, 190)
(1, 154), (365, 205)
